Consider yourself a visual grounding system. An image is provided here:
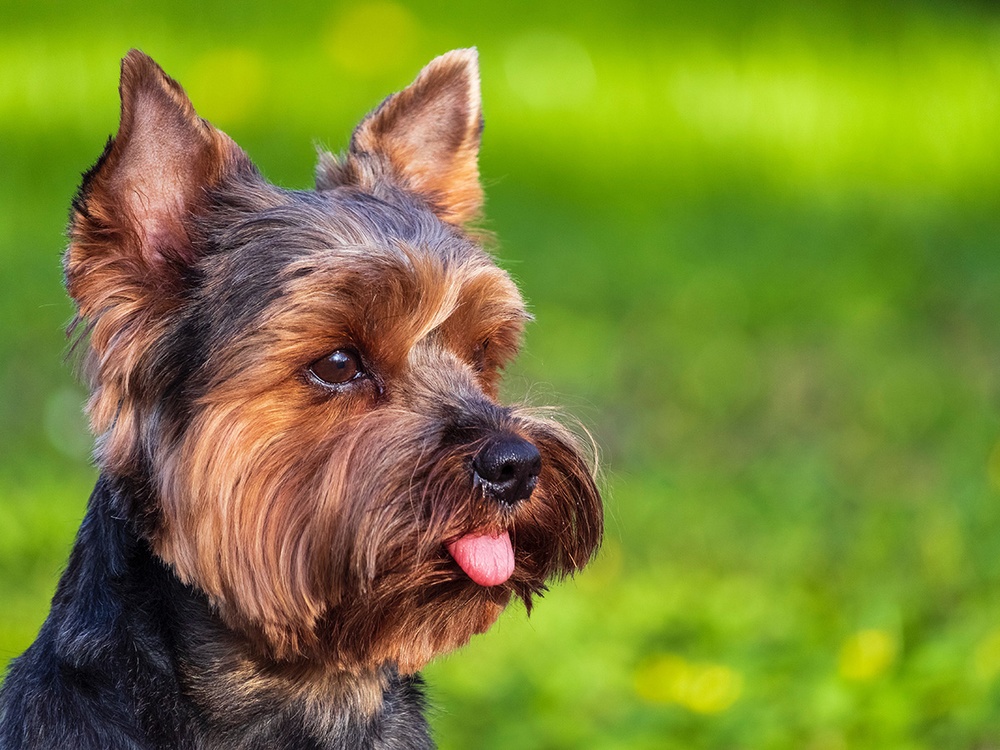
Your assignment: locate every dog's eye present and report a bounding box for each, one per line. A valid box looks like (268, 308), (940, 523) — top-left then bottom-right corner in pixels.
(310, 349), (363, 386)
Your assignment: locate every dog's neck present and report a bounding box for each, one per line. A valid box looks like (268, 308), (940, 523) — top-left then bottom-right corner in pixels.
(172, 602), (415, 744)
(49, 475), (434, 749)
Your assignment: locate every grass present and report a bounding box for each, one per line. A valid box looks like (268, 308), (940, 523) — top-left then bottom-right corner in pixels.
(3, 0), (1000, 747)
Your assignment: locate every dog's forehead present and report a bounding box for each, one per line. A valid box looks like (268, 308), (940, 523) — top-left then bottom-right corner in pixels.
(311, 189), (480, 264)
(196, 183), (515, 342)
(209, 186), (483, 270)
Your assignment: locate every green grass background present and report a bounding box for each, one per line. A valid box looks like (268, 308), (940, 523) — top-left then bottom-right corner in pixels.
(3, 0), (1000, 747)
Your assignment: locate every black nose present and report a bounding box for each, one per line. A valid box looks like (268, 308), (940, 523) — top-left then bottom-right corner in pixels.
(473, 435), (542, 506)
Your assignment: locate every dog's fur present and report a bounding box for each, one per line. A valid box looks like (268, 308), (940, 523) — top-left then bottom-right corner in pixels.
(0, 49), (602, 749)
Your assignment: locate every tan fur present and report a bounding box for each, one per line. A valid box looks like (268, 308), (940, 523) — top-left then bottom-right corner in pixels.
(317, 49), (484, 227)
(153, 252), (537, 665)
(65, 49), (602, 678)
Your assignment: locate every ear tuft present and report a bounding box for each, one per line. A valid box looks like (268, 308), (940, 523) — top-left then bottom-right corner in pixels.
(317, 48), (484, 226)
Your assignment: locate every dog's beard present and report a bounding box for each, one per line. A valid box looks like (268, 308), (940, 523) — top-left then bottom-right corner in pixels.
(154, 397), (600, 671)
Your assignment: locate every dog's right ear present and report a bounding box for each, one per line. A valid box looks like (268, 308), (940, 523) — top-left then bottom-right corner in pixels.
(66, 49), (253, 469)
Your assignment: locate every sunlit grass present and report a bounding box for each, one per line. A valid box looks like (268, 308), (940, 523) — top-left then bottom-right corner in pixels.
(4, 2), (1000, 748)
(1, 8), (998, 199)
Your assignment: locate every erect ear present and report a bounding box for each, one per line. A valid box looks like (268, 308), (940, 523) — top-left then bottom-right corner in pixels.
(66, 49), (253, 471)
(68, 49), (252, 298)
(317, 48), (484, 226)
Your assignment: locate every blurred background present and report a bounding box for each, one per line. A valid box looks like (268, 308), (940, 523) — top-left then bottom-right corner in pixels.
(2, 0), (1000, 747)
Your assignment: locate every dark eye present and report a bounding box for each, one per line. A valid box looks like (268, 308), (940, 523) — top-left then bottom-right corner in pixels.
(310, 349), (363, 386)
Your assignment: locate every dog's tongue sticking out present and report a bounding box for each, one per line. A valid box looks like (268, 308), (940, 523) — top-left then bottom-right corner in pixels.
(447, 532), (515, 587)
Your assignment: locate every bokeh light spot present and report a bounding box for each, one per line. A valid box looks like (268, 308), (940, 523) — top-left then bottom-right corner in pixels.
(43, 388), (91, 461)
(986, 439), (1000, 492)
(325, 2), (419, 77)
(973, 629), (1000, 683)
(634, 653), (743, 714)
(838, 629), (898, 682)
(186, 49), (265, 126)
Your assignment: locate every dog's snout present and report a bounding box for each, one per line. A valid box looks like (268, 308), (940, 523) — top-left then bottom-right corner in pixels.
(473, 435), (542, 506)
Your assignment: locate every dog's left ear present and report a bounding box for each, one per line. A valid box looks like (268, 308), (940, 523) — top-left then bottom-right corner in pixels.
(317, 48), (484, 226)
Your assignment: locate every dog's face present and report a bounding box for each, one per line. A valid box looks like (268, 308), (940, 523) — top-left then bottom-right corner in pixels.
(65, 49), (602, 672)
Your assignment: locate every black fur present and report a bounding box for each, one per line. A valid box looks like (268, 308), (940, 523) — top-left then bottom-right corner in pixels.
(0, 477), (433, 750)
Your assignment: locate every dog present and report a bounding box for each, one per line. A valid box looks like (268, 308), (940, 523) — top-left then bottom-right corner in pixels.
(0, 48), (602, 749)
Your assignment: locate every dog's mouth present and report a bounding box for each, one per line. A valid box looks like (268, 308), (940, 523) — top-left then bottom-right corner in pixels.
(445, 531), (514, 587)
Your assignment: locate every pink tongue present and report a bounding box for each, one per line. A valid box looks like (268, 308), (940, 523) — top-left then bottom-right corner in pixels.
(446, 532), (515, 587)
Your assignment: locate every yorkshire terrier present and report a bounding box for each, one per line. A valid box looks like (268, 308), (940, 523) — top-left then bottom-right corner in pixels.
(0, 49), (602, 748)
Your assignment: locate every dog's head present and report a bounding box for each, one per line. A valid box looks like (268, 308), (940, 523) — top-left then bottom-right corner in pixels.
(66, 49), (602, 672)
